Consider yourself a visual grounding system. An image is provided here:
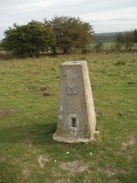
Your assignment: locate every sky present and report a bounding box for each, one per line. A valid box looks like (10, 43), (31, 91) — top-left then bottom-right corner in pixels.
(0, 0), (137, 39)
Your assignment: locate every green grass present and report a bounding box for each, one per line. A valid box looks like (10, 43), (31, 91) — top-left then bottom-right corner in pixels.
(0, 52), (137, 183)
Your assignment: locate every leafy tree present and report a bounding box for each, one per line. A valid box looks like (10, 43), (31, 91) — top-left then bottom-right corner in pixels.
(94, 42), (103, 52)
(114, 32), (124, 50)
(2, 21), (55, 57)
(133, 29), (137, 43)
(115, 31), (135, 51)
(0, 41), (3, 51)
(123, 31), (135, 51)
(44, 16), (94, 54)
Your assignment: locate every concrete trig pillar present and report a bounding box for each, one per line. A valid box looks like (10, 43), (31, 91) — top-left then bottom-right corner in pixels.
(53, 61), (97, 143)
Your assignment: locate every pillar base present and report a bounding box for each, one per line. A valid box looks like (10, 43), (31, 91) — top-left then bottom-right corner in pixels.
(53, 133), (95, 143)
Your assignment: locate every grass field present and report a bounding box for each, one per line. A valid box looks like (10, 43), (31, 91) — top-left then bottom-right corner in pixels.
(0, 52), (137, 183)
(91, 42), (137, 51)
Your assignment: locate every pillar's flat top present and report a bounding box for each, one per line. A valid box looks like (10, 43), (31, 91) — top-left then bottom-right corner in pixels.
(62, 60), (87, 66)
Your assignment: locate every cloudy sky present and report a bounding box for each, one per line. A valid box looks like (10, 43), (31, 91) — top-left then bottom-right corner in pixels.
(0, 0), (137, 39)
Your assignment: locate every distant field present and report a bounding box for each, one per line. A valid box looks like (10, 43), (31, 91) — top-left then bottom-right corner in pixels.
(0, 53), (137, 183)
(91, 42), (137, 50)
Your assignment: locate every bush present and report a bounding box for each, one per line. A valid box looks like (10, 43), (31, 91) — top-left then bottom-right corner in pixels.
(114, 31), (135, 51)
(2, 21), (55, 57)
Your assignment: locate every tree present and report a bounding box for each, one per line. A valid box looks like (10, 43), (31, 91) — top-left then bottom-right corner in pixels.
(133, 29), (137, 43)
(114, 31), (135, 51)
(2, 21), (55, 57)
(44, 16), (94, 54)
(114, 32), (124, 51)
(123, 31), (135, 51)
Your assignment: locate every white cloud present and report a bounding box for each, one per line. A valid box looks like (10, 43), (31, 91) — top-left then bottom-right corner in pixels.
(81, 5), (137, 32)
(82, 6), (137, 21)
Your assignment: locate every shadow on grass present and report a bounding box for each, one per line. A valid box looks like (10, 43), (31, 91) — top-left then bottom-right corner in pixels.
(0, 161), (20, 183)
(0, 122), (56, 145)
(116, 173), (137, 183)
(0, 121), (99, 156)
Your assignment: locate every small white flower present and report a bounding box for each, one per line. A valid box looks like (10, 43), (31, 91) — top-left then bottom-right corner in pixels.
(66, 152), (69, 154)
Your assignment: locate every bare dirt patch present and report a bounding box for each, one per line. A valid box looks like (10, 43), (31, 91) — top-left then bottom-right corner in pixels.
(23, 167), (31, 177)
(55, 180), (66, 183)
(20, 166), (32, 183)
(98, 167), (127, 179)
(60, 160), (89, 175)
(104, 168), (125, 177)
(27, 86), (51, 96)
(40, 87), (51, 97)
(38, 155), (50, 168)
(122, 135), (137, 150)
(0, 108), (16, 117)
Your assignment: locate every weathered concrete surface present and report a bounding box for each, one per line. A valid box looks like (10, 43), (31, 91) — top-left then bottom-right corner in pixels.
(53, 61), (97, 143)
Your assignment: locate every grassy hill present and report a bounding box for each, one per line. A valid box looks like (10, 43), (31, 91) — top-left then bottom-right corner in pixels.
(0, 53), (137, 183)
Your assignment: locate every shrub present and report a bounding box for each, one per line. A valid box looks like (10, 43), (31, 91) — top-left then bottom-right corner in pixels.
(2, 21), (55, 57)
